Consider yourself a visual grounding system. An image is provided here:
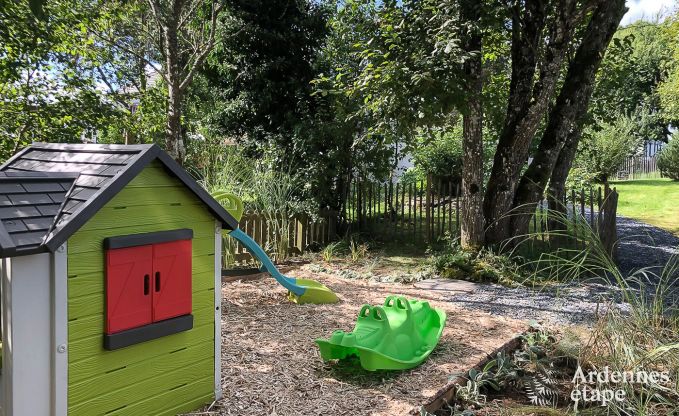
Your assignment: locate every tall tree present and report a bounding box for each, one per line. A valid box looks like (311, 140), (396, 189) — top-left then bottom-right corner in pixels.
(512, 0), (628, 238)
(314, 0), (470, 209)
(589, 22), (677, 142)
(146, 0), (223, 161)
(459, 0), (485, 248)
(197, 0), (346, 208)
(483, 0), (588, 244)
(91, 0), (224, 161)
(659, 15), (679, 125)
(199, 0), (328, 150)
(320, 0), (627, 248)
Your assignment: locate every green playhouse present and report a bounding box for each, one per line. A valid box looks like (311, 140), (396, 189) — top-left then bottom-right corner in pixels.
(0, 143), (336, 416)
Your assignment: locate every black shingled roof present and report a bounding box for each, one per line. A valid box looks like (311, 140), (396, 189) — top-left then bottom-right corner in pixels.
(0, 143), (238, 257)
(0, 171), (79, 256)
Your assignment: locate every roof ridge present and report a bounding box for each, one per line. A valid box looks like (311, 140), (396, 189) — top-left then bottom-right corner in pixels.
(42, 174), (81, 246)
(42, 144), (161, 251)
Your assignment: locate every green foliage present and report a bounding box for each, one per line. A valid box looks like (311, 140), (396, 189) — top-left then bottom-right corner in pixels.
(431, 237), (523, 286)
(203, 145), (315, 262)
(200, 0), (329, 146)
(576, 113), (642, 183)
(349, 238), (369, 262)
(658, 136), (679, 180)
(98, 84), (168, 146)
(320, 241), (343, 262)
(589, 21), (678, 141)
(0, 1), (120, 161)
(659, 17), (679, 121)
(194, 0), (361, 209)
(399, 167), (426, 185)
(564, 166), (600, 190)
(199, 144), (313, 215)
(411, 126), (464, 182)
(315, 0), (469, 149)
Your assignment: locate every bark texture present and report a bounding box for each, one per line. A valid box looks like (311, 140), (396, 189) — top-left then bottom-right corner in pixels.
(459, 0), (485, 249)
(163, 9), (185, 161)
(510, 0), (627, 237)
(483, 0), (585, 244)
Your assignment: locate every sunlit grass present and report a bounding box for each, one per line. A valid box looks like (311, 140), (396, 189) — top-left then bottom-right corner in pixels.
(610, 178), (679, 236)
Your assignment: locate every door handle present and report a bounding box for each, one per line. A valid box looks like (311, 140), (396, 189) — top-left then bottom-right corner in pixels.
(155, 272), (160, 292)
(144, 274), (150, 295)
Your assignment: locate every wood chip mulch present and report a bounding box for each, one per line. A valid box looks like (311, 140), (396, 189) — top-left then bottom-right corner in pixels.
(192, 267), (526, 416)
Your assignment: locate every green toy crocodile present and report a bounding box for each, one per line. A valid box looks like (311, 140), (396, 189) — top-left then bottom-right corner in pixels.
(316, 295), (446, 371)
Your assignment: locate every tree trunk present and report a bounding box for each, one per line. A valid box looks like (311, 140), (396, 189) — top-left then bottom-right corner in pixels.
(510, 0), (627, 238)
(546, 130), (578, 237)
(459, 0), (484, 249)
(162, 7), (186, 162)
(483, 0), (581, 245)
(166, 79), (185, 162)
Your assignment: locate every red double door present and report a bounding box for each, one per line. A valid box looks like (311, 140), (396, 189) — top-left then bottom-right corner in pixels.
(106, 239), (192, 334)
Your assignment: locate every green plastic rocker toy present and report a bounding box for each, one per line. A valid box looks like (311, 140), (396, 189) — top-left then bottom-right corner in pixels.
(315, 295), (446, 371)
(212, 191), (338, 305)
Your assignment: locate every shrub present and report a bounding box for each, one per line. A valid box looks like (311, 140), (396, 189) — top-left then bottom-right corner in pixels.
(658, 137), (679, 180)
(411, 127), (463, 184)
(576, 114), (641, 183)
(431, 239), (524, 286)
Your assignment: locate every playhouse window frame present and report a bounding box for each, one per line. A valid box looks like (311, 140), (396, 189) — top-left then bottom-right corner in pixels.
(103, 229), (194, 350)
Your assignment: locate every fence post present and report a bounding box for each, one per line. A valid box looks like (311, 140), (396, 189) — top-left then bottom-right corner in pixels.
(455, 184), (460, 238)
(419, 180), (424, 242)
(426, 174), (432, 242)
(571, 189), (578, 249)
(599, 185), (619, 260)
(589, 187), (594, 226)
(597, 187), (603, 232)
(328, 210), (337, 242)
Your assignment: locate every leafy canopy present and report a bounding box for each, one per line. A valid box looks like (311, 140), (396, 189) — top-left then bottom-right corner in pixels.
(0, 0), (120, 161)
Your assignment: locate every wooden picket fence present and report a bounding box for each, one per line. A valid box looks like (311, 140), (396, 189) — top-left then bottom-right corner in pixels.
(529, 185), (619, 257)
(342, 177), (618, 254)
(225, 210), (337, 265)
(341, 177), (460, 243)
(616, 140), (665, 180)
(224, 180), (619, 265)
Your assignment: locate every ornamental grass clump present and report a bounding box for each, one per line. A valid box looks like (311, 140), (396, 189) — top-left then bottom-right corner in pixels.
(517, 209), (679, 415)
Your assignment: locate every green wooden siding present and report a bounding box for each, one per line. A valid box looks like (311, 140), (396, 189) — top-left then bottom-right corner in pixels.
(66, 161), (216, 416)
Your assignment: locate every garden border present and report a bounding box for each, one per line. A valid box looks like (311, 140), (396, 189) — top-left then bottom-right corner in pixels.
(409, 331), (526, 415)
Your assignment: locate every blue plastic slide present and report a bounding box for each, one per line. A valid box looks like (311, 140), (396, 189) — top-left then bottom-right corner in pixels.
(228, 228), (338, 304)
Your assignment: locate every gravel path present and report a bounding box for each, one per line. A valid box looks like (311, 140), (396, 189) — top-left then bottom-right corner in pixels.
(417, 279), (628, 327)
(422, 215), (678, 327)
(615, 215), (679, 275)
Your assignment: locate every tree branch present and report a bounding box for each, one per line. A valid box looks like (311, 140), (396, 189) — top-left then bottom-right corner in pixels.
(90, 30), (166, 83)
(95, 66), (132, 108)
(178, 1), (223, 92)
(177, 0), (203, 31)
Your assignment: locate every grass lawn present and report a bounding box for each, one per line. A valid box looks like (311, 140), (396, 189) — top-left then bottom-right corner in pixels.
(611, 178), (679, 235)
